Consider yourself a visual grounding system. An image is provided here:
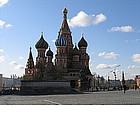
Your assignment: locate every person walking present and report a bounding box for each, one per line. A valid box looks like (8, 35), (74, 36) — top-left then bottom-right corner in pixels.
(123, 84), (126, 93)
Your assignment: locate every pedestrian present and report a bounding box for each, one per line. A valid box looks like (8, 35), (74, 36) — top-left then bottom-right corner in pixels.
(123, 84), (126, 93)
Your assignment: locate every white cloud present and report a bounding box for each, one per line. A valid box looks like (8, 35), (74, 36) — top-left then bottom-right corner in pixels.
(128, 65), (140, 69)
(135, 39), (140, 42)
(5, 23), (12, 28)
(0, 20), (5, 28)
(9, 61), (24, 70)
(0, 49), (4, 52)
(15, 65), (24, 70)
(19, 57), (24, 60)
(96, 64), (120, 69)
(52, 40), (56, 43)
(0, 55), (5, 62)
(0, 19), (12, 29)
(68, 11), (106, 28)
(109, 26), (134, 32)
(0, 0), (9, 7)
(125, 73), (136, 80)
(132, 54), (140, 63)
(9, 61), (18, 66)
(98, 52), (119, 59)
(125, 39), (140, 43)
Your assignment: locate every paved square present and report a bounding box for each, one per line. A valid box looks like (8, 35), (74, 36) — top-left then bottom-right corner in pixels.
(0, 90), (140, 105)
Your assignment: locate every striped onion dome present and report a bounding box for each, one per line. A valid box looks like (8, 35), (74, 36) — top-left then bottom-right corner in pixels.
(46, 48), (53, 57)
(35, 34), (48, 49)
(55, 35), (67, 46)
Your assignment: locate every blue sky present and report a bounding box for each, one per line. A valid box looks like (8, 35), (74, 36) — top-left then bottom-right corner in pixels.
(0, 0), (140, 79)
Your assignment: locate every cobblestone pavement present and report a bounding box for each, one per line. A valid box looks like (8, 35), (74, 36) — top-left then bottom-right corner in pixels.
(0, 90), (140, 105)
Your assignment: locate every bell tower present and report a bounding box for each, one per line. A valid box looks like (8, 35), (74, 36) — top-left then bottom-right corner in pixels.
(35, 33), (48, 65)
(58, 7), (73, 67)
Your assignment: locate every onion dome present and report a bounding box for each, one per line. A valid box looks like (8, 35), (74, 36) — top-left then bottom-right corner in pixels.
(35, 33), (48, 49)
(78, 35), (88, 48)
(72, 44), (80, 55)
(55, 35), (67, 46)
(46, 48), (53, 57)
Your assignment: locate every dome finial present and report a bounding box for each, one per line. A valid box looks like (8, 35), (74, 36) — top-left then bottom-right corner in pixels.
(41, 32), (43, 37)
(63, 7), (68, 19)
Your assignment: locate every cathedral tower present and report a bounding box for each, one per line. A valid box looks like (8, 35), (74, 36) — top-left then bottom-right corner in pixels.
(58, 7), (73, 67)
(55, 35), (68, 68)
(35, 33), (48, 65)
(25, 47), (35, 79)
(78, 35), (90, 68)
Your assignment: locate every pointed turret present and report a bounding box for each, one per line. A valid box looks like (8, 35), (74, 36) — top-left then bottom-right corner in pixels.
(29, 47), (33, 60)
(26, 47), (34, 69)
(25, 47), (35, 79)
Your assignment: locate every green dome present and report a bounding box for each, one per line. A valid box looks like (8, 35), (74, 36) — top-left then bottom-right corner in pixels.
(35, 34), (48, 49)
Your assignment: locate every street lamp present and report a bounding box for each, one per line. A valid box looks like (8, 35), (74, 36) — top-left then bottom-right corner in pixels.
(97, 75), (100, 91)
(112, 65), (121, 90)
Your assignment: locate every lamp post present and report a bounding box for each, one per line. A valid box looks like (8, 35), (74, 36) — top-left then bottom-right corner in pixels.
(108, 75), (110, 91)
(97, 75), (100, 91)
(112, 65), (121, 90)
(107, 71), (112, 91)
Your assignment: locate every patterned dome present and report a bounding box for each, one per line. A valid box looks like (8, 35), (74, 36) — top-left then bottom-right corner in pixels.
(35, 34), (48, 49)
(46, 48), (53, 57)
(55, 35), (67, 46)
(78, 35), (88, 48)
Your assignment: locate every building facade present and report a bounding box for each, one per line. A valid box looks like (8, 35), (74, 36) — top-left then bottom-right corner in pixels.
(0, 74), (21, 93)
(23, 7), (92, 92)
(135, 75), (140, 88)
(0, 74), (2, 92)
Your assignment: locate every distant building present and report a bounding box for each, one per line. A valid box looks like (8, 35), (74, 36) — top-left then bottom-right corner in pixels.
(0, 74), (2, 92)
(135, 75), (140, 88)
(22, 8), (92, 94)
(0, 74), (21, 92)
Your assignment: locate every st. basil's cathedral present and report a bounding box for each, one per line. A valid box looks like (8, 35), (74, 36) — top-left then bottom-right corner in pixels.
(22, 8), (92, 93)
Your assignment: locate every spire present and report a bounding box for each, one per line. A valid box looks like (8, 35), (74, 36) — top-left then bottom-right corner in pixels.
(29, 47), (33, 60)
(26, 47), (34, 69)
(60, 7), (70, 33)
(41, 32), (43, 38)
